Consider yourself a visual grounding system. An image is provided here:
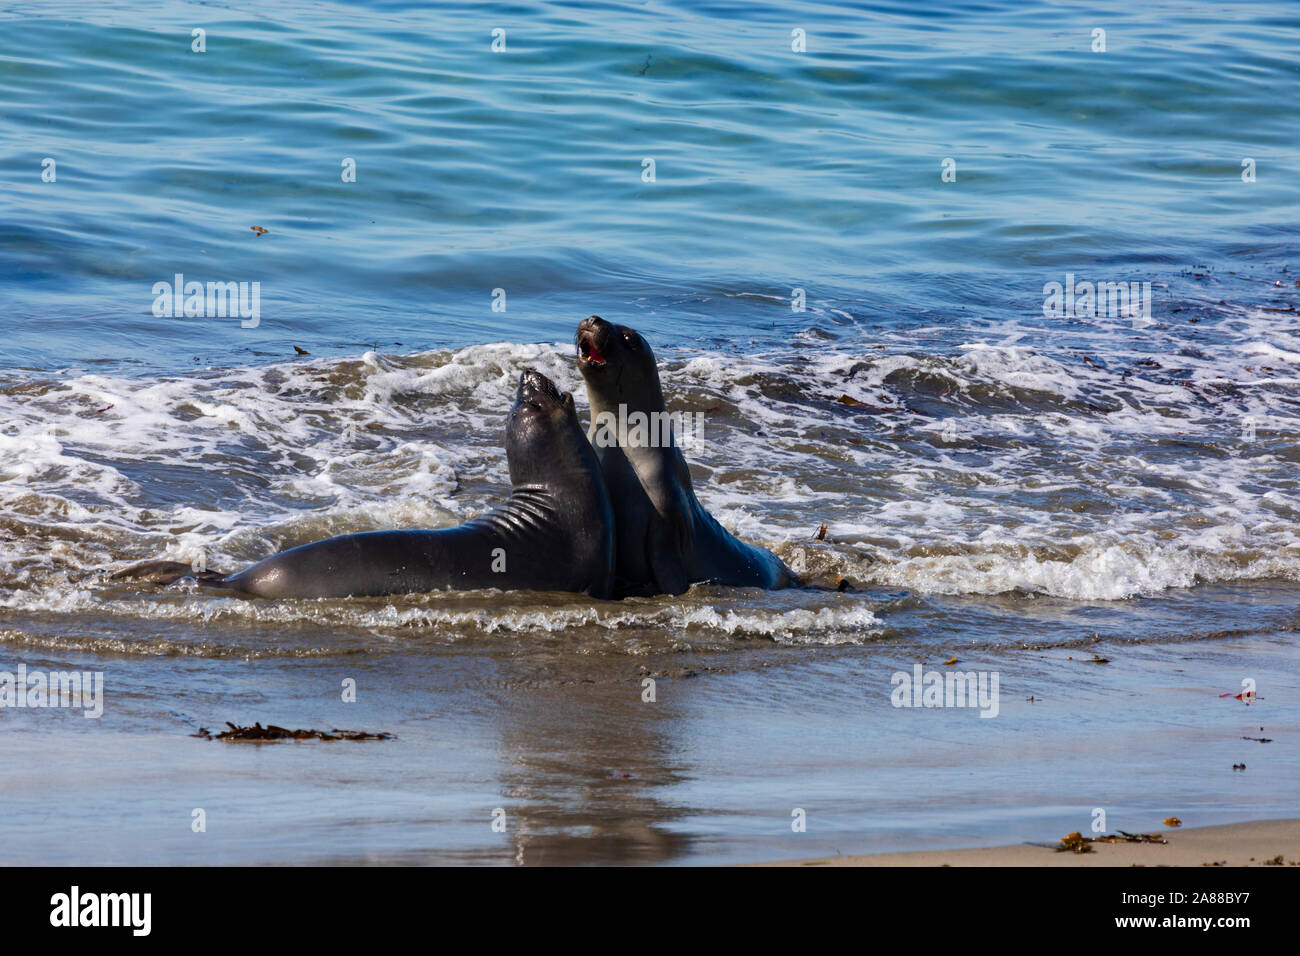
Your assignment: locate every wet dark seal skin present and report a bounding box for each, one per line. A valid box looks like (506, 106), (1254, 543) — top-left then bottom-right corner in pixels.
(575, 315), (795, 595)
(111, 369), (615, 600)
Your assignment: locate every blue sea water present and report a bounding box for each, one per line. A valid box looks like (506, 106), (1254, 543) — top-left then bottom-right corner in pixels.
(1, 0), (1296, 370)
(0, 1), (1298, 865)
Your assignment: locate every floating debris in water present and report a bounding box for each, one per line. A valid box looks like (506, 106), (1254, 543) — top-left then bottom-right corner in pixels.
(835, 393), (893, 412)
(1219, 690), (1261, 702)
(1163, 817), (1182, 827)
(193, 722), (395, 742)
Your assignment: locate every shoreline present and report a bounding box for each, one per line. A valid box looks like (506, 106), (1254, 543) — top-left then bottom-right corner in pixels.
(752, 819), (1300, 867)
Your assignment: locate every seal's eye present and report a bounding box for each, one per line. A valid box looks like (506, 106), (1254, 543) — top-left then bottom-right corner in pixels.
(621, 329), (639, 348)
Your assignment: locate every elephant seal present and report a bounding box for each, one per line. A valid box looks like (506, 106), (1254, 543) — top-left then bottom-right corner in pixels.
(574, 315), (795, 595)
(111, 369), (615, 599)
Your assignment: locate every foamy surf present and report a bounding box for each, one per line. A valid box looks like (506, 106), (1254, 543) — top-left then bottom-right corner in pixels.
(3, 299), (1300, 654)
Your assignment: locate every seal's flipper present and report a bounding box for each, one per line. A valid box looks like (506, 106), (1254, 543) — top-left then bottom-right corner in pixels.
(109, 559), (229, 587)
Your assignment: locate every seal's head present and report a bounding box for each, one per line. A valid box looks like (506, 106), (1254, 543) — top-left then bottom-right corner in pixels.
(506, 368), (593, 486)
(575, 315), (664, 414)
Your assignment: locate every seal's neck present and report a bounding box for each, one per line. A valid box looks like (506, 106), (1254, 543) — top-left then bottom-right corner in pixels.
(586, 391), (700, 525)
(586, 379), (684, 465)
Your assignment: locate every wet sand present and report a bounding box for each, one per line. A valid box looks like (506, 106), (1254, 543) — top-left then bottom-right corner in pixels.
(1, 626), (1296, 865)
(757, 818), (1300, 867)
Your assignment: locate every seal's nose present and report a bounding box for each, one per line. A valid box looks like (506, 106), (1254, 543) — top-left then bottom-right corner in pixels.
(517, 367), (562, 403)
(518, 367), (544, 394)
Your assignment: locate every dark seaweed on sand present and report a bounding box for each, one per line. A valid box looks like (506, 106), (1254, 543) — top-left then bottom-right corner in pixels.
(1056, 831), (1168, 853)
(193, 722), (395, 742)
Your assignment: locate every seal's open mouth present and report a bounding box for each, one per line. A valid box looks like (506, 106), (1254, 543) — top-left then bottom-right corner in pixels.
(578, 335), (606, 366)
(576, 316), (611, 369)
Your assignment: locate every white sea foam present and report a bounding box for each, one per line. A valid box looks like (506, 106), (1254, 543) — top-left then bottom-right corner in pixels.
(2, 316), (1299, 620)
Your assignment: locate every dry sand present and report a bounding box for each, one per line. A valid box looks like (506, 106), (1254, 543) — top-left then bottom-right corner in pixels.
(755, 819), (1300, 867)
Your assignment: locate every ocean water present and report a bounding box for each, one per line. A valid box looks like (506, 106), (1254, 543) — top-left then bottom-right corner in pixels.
(1, 0), (1298, 864)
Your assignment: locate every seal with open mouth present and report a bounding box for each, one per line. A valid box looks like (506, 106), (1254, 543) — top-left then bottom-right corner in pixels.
(576, 315), (795, 595)
(110, 369), (615, 599)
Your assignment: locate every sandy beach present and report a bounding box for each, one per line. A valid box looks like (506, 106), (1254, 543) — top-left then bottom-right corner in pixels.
(758, 819), (1300, 867)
